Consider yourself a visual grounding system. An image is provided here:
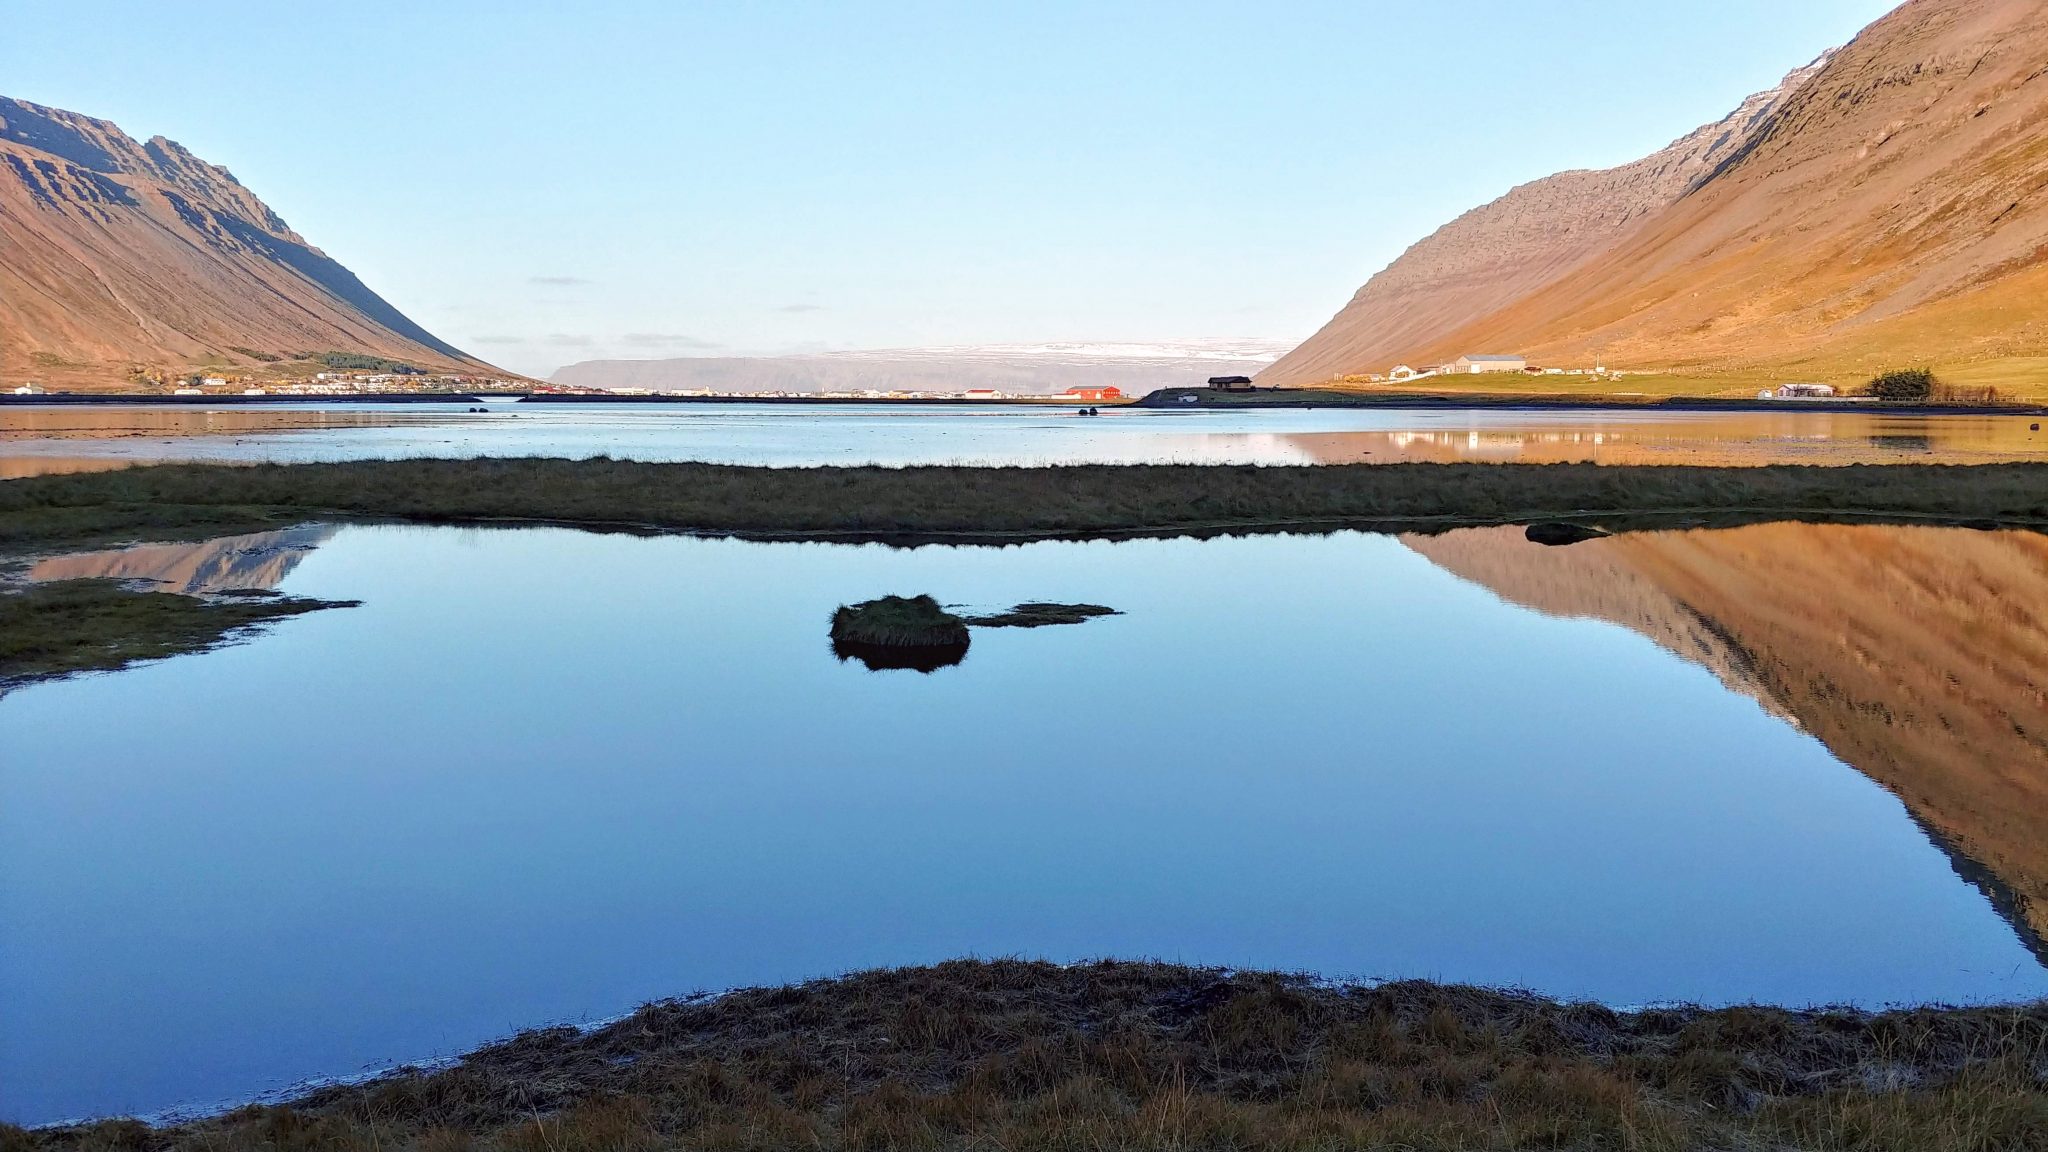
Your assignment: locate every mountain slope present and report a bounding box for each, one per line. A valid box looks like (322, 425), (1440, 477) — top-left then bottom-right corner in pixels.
(1262, 58), (1831, 386)
(0, 96), (489, 388)
(1269, 0), (2048, 387)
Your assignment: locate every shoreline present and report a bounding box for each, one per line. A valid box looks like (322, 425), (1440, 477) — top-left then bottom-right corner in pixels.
(7, 389), (2048, 416)
(17, 959), (2046, 1147)
(5, 458), (2048, 553)
(0, 393), (490, 406)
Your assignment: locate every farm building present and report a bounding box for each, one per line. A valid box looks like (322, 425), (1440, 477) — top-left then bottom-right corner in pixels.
(1207, 376), (1256, 392)
(1062, 386), (1124, 402)
(1447, 355), (1528, 374)
(1766, 383), (1839, 399)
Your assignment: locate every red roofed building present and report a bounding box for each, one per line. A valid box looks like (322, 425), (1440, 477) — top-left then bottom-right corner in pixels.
(1061, 386), (1122, 402)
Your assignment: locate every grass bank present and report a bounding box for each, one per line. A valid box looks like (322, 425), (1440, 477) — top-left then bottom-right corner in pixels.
(5, 459), (2048, 551)
(16, 959), (2045, 1151)
(0, 579), (354, 693)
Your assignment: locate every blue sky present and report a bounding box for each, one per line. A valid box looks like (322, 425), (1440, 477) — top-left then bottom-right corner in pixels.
(6, 1), (1896, 375)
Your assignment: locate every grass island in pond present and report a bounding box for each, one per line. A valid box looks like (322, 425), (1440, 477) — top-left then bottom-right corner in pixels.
(829, 595), (1120, 672)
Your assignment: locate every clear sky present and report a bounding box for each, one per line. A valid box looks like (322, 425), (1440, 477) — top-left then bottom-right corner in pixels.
(6, 0), (1897, 376)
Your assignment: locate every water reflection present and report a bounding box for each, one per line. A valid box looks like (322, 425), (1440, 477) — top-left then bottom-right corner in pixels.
(831, 635), (971, 673)
(25, 525), (338, 593)
(1405, 523), (2048, 955)
(6, 521), (2048, 1125)
(1284, 412), (2048, 466)
(5, 402), (2048, 475)
(0, 404), (465, 441)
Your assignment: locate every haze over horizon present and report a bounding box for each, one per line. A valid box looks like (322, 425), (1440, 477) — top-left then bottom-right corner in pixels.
(4, 0), (1896, 377)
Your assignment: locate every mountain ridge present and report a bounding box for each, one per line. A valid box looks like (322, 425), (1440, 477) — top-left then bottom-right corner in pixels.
(1266, 0), (2048, 387)
(1261, 55), (1833, 386)
(0, 95), (489, 389)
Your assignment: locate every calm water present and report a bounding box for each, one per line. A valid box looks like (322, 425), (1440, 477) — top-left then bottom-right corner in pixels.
(5, 401), (2048, 475)
(4, 520), (2047, 1124)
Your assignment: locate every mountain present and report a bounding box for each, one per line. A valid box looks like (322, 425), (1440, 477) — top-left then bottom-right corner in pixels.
(1266, 0), (2048, 387)
(0, 96), (490, 389)
(1263, 57), (1832, 386)
(1408, 523), (2048, 955)
(551, 340), (1293, 395)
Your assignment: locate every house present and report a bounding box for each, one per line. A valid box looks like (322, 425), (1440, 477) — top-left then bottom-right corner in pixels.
(201, 375), (229, 388)
(1207, 376), (1255, 392)
(1448, 354), (1528, 375)
(1773, 382), (1838, 399)
(1063, 386), (1124, 402)
(11, 382), (47, 395)
(963, 388), (1004, 400)
(1388, 365), (1419, 381)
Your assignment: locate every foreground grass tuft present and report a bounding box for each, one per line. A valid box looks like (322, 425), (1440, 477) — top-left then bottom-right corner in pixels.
(0, 579), (355, 692)
(5, 459), (2048, 552)
(22, 959), (2048, 1151)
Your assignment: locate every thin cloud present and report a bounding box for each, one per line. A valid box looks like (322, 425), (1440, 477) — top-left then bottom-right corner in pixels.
(470, 335), (528, 345)
(546, 333), (596, 347)
(778, 303), (826, 313)
(530, 276), (592, 287)
(621, 333), (724, 349)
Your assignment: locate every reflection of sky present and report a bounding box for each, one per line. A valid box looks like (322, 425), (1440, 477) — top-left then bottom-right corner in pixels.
(4, 403), (2048, 473)
(3, 525), (2044, 1125)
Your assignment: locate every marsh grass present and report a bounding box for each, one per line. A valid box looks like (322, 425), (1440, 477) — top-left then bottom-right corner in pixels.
(0, 579), (355, 692)
(5, 459), (2048, 552)
(962, 603), (1121, 628)
(20, 959), (2047, 1152)
(829, 596), (972, 649)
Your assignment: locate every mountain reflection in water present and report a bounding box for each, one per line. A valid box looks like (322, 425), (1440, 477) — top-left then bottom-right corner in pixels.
(25, 525), (338, 594)
(1406, 523), (2048, 956)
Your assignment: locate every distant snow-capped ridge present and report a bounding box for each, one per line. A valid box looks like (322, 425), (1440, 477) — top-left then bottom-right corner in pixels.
(826, 339), (1296, 364)
(549, 338), (1301, 394)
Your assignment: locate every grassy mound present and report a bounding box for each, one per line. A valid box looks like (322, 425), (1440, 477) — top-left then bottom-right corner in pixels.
(830, 595), (972, 649)
(0, 579), (354, 693)
(829, 596), (973, 673)
(23, 959), (2046, 1152)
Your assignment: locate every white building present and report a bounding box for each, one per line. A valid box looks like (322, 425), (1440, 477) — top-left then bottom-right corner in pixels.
(11, 382), (47, 395)
(1770, 382), (1838, 399)
(1448, 354), (1528, 375)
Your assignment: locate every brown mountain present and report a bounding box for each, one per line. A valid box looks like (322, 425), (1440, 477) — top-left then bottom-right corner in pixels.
(1407, 523), (2048, 954)
(1264, 57), (1831, 386)
(1265, 0), (2048, 387)
(0, 96), (491, 389)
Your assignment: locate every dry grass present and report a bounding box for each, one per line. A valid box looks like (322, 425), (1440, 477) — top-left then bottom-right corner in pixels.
(4, 459), (2048, 553)
(15, 959), (2048, 1151)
